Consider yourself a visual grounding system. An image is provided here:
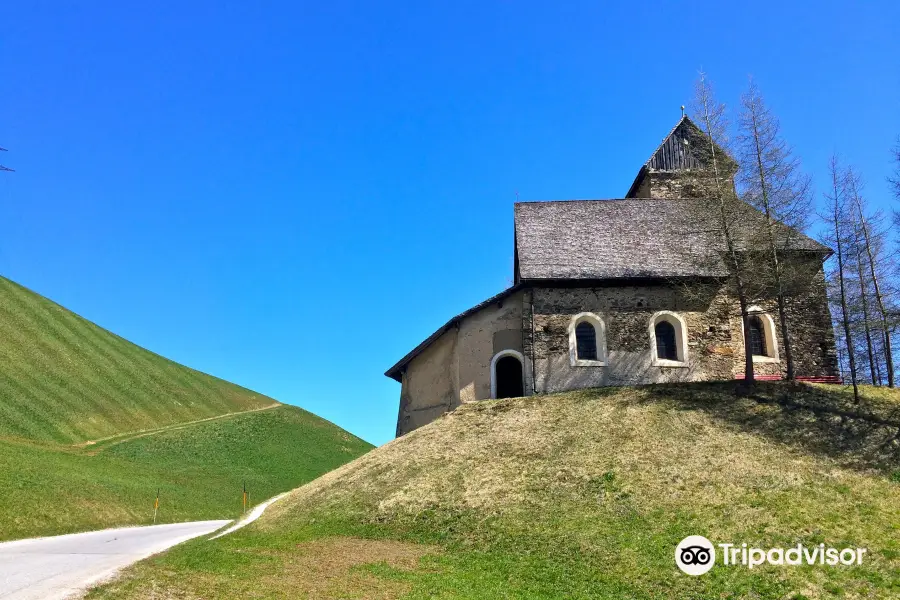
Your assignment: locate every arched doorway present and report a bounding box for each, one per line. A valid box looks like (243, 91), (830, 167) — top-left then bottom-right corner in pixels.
(491, 350), (524, 399)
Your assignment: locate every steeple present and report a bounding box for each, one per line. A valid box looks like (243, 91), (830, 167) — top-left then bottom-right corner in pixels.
(625, 115), (733, 199)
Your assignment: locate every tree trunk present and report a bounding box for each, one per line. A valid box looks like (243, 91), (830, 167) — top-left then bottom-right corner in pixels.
(695, 74), (754, 385)
(874, 336), (885, 383)
(832, 169), (859, 403)
(709, 163), (753, 384)
(739, 297), (755, 382)
(836, 240), (860, 403)
(748, 102), (795, 380)
(775, 294), (795, 380)
(853, 194), (895, 386)
(855, 244), (878, 384)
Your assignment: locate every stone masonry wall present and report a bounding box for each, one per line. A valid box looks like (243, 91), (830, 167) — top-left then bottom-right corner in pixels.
(646, 170), (733, 200)
(531, 278), (837, 393)
(780, 267), (839, 376)
(396, 273), (837, 436)
(531, 283), (732, 392)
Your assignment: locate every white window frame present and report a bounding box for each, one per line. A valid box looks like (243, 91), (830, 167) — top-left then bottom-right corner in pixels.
(490, 349), (525, 399)
(649, 311), (689, 367)
(742, 306), (780, 363)
(568, 312), (608, 367)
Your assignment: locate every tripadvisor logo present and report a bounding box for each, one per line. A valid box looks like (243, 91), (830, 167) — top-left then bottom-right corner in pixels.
(675, 536), (867, 576)
(676, 535), (716, 576)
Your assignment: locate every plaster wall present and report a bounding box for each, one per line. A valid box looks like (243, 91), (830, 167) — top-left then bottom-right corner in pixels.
(457, 291), (525, 404)
(396, 328), (458, 436)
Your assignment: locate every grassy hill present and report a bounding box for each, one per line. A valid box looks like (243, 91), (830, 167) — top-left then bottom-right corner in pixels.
(0, 276), (372, 539)
(0, 276), (277, 444)
(90, 383), (899, 599)
(0, 404), (371, 540)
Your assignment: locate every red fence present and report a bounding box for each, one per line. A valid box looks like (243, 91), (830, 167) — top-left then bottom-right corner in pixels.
(733, 374), (843, 384)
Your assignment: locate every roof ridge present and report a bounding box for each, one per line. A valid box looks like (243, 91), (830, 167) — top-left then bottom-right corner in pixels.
(515, 197), (712, 206)
(642, 115), (693, 168)
(384, 284), (525, 381)
(516, 198), (631, 205)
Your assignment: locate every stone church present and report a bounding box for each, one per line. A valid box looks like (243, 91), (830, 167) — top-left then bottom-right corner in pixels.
(386, 116), (839, 436)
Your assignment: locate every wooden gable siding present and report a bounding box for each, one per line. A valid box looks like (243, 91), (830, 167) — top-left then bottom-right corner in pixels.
(647, 122), (703, 172)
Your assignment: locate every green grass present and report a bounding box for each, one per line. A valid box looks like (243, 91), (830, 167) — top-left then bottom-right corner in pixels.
(0, 404), (372, 541)
(0, 276), (278, 444)
(0, 276), (373, 539)
(89, 382), (900, 599)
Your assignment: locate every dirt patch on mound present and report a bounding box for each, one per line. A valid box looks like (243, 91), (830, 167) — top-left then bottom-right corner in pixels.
(259, 537), (437, 599)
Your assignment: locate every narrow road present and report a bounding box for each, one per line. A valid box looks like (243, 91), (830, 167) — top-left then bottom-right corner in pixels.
(0, 520), (229, 600)
(77, 403), (281, 451)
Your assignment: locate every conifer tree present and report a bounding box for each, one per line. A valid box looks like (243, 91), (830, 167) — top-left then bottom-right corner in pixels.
(851, 226), (879, 384)
(735, 79), (813, 381)
(889, 139), (900, 200)
(845, 168), (895, 386)
(823, 157), (859, 402)
(692, 72), (756, 385)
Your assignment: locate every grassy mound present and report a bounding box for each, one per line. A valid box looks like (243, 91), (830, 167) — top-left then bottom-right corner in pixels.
(0, 276), (276, 444)
(90, 383), (900, 599)
(0, 276), (372, 539)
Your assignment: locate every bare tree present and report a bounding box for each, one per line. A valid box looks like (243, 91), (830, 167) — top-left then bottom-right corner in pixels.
(823, 156), (859, 402)
(692, 72), (757, 385)
(889, 138), (900, 201)
(735, 79), (813, 381)
(0, 146), (12, 173)
(845, 168), (895, 387)
(851, 225), (878, 384)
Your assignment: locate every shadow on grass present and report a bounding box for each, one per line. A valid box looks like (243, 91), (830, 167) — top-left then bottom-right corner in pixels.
(590, 381), (900, 475)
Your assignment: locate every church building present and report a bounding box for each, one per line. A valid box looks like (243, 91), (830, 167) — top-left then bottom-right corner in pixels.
(386, 116), (839, 436)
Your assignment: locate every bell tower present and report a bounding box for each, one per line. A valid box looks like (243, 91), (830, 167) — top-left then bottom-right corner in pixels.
(625, 115), (734, 199)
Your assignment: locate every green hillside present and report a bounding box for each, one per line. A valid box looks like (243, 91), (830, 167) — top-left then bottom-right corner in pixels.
(0, 276), (373, 539)
(0, 404), (371, 540)
(90, 383), (899, 599)
(0, 276), (276, 444)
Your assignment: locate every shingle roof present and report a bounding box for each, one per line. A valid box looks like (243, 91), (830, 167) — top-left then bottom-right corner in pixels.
(385, 198), (829, 383)
(514, 198), (829, 281)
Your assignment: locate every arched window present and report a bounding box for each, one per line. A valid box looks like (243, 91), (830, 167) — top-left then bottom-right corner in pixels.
(568, 313), (608, 366)
(655, 321), (677, 360)
(649, 311), (689, 367)
(744, 307), (779, 362)
(748, 316), (766, 356)
(575, 322), (597, 360)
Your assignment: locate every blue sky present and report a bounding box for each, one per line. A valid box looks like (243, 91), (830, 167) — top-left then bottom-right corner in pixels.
(1, 1), (898, 445)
